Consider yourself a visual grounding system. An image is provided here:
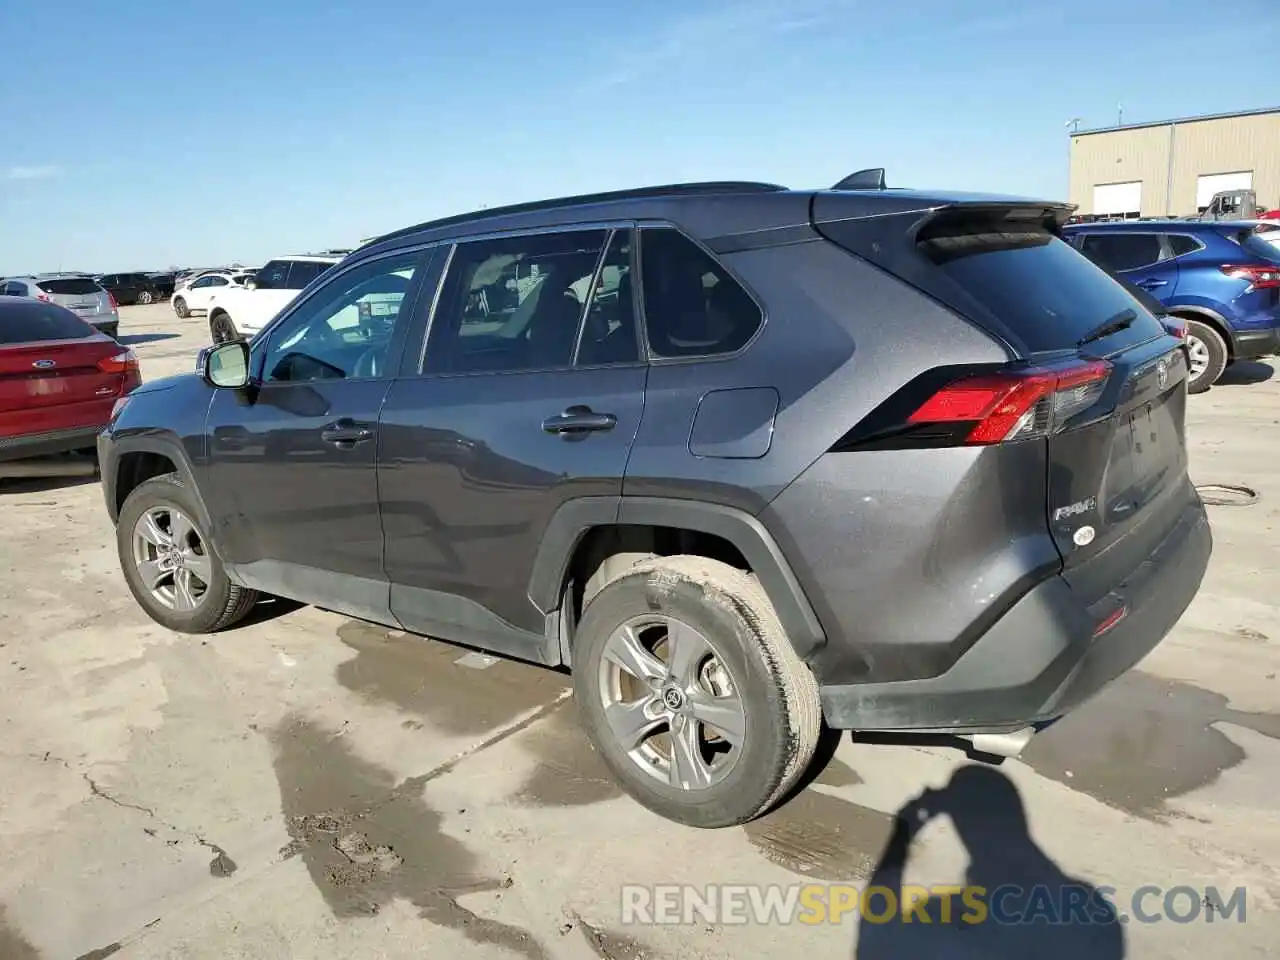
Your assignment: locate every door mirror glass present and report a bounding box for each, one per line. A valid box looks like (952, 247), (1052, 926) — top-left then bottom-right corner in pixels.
(204, 340), (250, 388)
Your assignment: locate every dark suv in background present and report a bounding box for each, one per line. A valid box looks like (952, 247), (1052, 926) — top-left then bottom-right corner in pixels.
(98, 177), (1210, 827)
(1064, 220), (1280, 392)
(96, 272), (174, 306)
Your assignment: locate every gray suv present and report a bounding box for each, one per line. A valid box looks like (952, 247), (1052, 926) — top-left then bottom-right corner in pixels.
(2, 274), (120, 339)
(98, 177), (1211, 827)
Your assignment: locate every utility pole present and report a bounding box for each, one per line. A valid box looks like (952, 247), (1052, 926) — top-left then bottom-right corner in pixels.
(1117, 103), (1124, 127)
(1066, 118), (1082, 134)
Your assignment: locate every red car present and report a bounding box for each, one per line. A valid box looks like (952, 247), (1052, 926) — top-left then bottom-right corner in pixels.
(0, 297), (141, 463)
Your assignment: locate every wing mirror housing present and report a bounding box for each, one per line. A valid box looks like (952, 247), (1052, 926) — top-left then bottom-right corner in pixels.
(199, 340), (250, 388)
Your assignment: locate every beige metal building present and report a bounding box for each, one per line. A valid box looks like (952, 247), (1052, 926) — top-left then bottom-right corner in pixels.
(1068, 107), (1280, 219)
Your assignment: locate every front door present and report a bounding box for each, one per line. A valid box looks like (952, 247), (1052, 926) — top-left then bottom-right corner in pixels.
(203, 247), (433, 622)
(378, 227), (645, 662)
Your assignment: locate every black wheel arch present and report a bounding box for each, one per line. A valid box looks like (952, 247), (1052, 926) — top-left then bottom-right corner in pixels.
(528, 496), (827, 662)
(1170, 305), (1234, 357)
(107, 435), (214, 535)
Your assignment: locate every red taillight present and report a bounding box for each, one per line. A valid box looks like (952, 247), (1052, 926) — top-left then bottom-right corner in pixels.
(908, 361), (1112, 445)
(1220, 264), (1280, 289)
(97, 349), (139, 375)
(1161, 316), (1187, 339)
(106, 290), (118, 309)
(35, 292), (51, 302)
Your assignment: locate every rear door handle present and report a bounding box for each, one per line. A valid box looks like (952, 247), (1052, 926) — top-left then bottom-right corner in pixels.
(542, 406), (617, 435)
(1137, 278), (1168, 289)
(321, 419), (375, 445)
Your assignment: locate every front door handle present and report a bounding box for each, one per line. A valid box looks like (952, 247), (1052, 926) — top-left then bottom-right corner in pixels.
(542, 405), (617, 436)
(1137, 278), (1168, 290)
(321, 419), (375, 446)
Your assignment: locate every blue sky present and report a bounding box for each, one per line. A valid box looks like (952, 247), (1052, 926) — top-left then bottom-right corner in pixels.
(1, 0), (1276, 273)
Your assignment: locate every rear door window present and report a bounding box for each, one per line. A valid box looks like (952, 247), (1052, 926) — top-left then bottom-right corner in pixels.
(0, 301), (94, 343)
(1167, 235), (1202, 257)
(1077, 233), (1164, 272)
(36, 278), (103, 296)
(918, 221), (1166, 354)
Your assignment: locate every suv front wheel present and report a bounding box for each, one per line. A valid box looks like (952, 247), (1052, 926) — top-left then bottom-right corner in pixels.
(572, 556), (822, 828)
(117, 474), (259, 633)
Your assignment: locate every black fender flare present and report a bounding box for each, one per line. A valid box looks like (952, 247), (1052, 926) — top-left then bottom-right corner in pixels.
(1167, 305), (1234, 353)
(527, 496), (827, 659)
(105, 434), (214, 534)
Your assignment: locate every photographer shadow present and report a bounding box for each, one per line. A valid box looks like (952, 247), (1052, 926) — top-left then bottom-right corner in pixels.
(855, 764), (1125, 959)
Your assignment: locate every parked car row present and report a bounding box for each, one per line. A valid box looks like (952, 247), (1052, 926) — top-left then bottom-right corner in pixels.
(95, 272), (176, 306)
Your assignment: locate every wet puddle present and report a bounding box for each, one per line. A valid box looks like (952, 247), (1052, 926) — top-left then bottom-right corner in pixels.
(335, 621), (569, 736)
(514, 703), (622, 808)
(0, 905), (39, 960)
(271, 714), (547, 959)
(744, 788), (896, 882)
(1022, 670), (1280, 818)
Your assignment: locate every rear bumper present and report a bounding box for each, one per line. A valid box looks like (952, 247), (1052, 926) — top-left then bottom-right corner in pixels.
(0, 426), (104, 464)
(1230, 326), (1280, 359)
(819, 497), (1211, 732)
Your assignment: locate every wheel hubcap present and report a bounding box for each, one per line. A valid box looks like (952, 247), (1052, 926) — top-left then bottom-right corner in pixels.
(131, 506), (213, 612)
(1187, 334), (1210, 380)
(598, 614), (747, 791)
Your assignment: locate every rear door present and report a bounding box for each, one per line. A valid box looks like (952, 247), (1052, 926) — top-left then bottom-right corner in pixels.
(1076, 232), (1177, 298)
(34, 277), (112, 322)
(377, 227), (646, 661)
(0, 301), (128, 436)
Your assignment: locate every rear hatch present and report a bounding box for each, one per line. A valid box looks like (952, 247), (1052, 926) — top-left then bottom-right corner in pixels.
(0, 301), (136, 435)
(33, 277), (113, 321)
(814, 196), (1191, 598)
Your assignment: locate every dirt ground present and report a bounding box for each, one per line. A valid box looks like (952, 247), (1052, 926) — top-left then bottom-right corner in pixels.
(1, 303), (1277, 959)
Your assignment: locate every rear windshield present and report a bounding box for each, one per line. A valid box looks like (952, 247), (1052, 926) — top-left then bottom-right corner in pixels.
(1223, 228), (1280, 263)
(0, 301), (94, 343)
(918, 221), (1167, 353)
(36, 278), (103, 296)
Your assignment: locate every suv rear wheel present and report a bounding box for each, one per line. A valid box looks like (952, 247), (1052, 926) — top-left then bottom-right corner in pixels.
(117, 474), (259, 633)
(1184, 319), (1227, 394)
(173, 296), (190, 319)
(572, 556), (821, 828)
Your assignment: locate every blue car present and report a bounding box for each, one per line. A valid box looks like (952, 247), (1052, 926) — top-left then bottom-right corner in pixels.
(1063, 220), (1280, 392)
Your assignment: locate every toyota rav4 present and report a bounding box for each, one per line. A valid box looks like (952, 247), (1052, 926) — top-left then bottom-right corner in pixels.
(99, 176), (1211, 827)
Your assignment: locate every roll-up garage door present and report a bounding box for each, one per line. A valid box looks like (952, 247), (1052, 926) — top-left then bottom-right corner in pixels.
(1093, 181), (1142, 218)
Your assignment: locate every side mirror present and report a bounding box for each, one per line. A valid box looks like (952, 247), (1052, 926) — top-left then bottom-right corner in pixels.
(244, 278), (258, 290)
(201, 340), (250, 388)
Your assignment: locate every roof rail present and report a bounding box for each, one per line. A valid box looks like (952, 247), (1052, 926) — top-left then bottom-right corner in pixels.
(832, 168), (887, 191)
(368, 181), (788, 246)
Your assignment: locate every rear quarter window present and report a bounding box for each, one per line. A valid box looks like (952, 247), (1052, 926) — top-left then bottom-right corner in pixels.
(0, 301), (94, 343)
(36, 278), (104, 296)
(918, 222), (1166, 354)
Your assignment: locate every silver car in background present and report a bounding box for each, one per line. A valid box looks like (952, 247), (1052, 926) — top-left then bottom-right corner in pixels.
(1, 274), (120, 339)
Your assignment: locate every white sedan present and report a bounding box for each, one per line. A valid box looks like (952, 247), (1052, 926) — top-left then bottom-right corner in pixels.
(170, 272), (255, 318)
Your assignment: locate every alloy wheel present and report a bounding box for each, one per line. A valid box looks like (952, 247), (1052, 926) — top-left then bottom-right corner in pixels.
(131, 506), (213, 612)
(597, 614), (747, 791)
(1186, 333), (1210, 382)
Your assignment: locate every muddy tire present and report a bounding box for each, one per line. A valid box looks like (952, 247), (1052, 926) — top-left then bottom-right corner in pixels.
(572, 555), (821, 828)
(173, 296), (190, 319)
(1184, 319), (1227, 394)
(116, 473), (258, 634)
